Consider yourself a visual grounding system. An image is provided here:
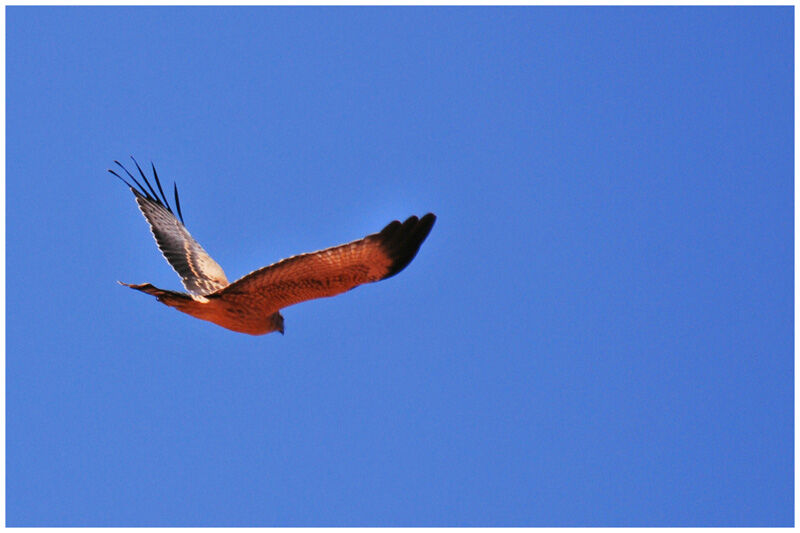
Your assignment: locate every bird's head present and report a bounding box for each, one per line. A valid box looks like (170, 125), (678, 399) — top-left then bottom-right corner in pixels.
(272, 312), (285, 335)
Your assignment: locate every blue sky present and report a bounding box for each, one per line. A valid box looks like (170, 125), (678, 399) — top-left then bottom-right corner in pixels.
(6, 6), (793, 526)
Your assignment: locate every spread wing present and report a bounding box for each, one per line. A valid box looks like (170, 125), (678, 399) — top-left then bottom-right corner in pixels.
(109, 158), (229, 296)
(210, 214), (436, 314)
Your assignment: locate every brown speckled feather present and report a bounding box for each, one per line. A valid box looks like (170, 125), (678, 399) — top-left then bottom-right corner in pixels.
(112, 158), (436, 336)
(210, 214), (436, 315)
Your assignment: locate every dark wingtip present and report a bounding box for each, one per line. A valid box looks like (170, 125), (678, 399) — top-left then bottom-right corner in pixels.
(173, 181), (184, 224)
(113, 159), (153, 200)
(150, 162), (173, 213)
(111, 157), (184, 223)
(131, 156), (160, 201)
(379, 213), (436, 279)
(108, 168), (135, 191)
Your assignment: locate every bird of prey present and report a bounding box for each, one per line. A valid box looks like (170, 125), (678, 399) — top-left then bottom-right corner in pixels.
(109, 158), (436, 336)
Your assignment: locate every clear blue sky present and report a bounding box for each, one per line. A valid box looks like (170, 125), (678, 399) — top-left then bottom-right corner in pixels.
(7, 6), (793, 526)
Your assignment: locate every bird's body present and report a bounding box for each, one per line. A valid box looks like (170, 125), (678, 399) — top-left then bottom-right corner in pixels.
(110, 158), (436, 336)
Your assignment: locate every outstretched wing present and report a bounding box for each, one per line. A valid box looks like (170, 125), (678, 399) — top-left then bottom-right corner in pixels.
(210, 214), (436, 314)
(109, 158), (229, 296)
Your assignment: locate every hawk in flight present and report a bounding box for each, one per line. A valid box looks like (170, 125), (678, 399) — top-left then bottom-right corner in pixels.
(110, 158), (436, 335)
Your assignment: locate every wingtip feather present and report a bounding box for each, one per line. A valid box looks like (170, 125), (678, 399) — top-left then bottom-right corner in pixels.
(380, 212), (436, 279)
(173, 182), (185, 223)
(131, 156), (161, 201)
(150, 162), (173, 213)
(111, 157), (184, 222)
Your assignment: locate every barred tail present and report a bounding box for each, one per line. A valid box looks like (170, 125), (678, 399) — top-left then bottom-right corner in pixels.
(118, 281), (203, 314)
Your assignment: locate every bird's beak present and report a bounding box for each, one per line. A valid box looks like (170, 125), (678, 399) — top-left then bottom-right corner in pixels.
(279, 327), (285, 335)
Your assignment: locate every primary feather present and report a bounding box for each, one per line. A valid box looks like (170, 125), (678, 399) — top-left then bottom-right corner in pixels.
(109, 157), (228, 296)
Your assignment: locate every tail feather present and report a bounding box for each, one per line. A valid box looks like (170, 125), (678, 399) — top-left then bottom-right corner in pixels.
(118, 281), (199, 304)
(119, 281), (222, 326)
